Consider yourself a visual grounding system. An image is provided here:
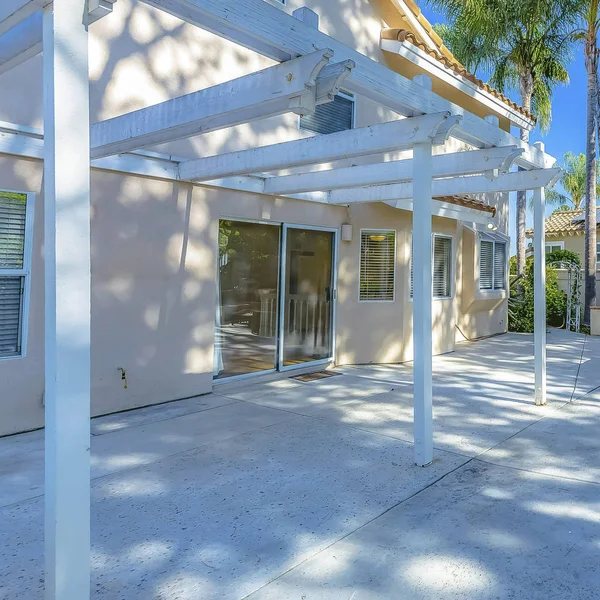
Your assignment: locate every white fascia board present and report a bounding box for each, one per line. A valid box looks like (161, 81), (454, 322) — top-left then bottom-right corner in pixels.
(330, 168), (561, 204)
(0, 11), (42, 75)
(178, 112), (461, 181)
(264, 145), (523, 195)
(380, 39), (535, 132)
(91, 49), (338, 158)
(141, 0), (555, 170)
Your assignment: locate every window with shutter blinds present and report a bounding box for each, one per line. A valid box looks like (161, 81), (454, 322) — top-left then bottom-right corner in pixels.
(300, 93), (355, 135)
(479, 238), (507, 291)
(409, 234), (453, 299)
(479, 240), (494, 290)
(359, 230), (395, 301)
(0, 191), (31, 358)
(493, 242), (506, 289)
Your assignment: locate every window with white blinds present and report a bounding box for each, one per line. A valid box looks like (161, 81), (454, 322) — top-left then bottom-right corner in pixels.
(433, 236), (452, 298)
(300, 93), (355, 135)
(359, 230), (396, 301)
(0, 191), (32, 358)
(479, 239), (507, 291)
(410, 234), (453, 299)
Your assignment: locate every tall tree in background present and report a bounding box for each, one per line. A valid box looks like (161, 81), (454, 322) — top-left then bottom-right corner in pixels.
(430, 0), (575, 278)
(573, 1), (600, 325)
(545, 151), (597, 209)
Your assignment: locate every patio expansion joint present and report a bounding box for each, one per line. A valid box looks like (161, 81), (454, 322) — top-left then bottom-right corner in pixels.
(237, 454), (474, 600)
(238, 393), (596, 599)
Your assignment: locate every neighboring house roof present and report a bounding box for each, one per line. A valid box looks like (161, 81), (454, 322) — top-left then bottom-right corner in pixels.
(381, 28), (536, 124)
(525, 208), (600, 237)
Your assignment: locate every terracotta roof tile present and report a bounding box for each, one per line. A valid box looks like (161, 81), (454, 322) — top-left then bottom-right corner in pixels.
(525, 208), (600, 236)
(381, 28), (536, 124)
(434, 195), (496, 216)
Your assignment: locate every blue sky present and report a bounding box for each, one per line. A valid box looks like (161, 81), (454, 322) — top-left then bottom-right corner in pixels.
(419, 5), (588, 254)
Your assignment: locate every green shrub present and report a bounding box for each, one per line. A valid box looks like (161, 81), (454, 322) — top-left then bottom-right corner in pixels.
(546, 248), (581, 267)
(508, 259), (567, 332)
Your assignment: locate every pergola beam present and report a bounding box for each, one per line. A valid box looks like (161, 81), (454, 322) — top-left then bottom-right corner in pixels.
(90, 49), (348, 158)
(0, 0), (44, 36)
(0, 12), (42, 75)
(264, 146), (524, 195)
(140, 0), (555, 170)
(0, 1), (115, 75)
(329, 168), (561, 205)
(179, 112), (461, 181)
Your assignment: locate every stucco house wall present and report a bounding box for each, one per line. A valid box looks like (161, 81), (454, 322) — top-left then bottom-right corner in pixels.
(0, 0), (511, 435)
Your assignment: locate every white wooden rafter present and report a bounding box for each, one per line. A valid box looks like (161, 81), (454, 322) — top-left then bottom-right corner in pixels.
(263, 146), (524, 195)
(328, 168), (561, 205)
(91, 50), (355, 158)
(138, 0), (555, 170)
(0, 0), (45, 36)
(178, 112), (462, 181)
(0, 0), (116, 74)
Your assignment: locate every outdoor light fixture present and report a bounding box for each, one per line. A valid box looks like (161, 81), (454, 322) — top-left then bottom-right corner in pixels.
(487, 221), (498, 231)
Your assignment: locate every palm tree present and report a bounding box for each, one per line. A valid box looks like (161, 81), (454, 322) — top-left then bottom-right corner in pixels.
(545, 151), (598, 209)
(572, 1), (600, 325)
(430, 0), (576, 278)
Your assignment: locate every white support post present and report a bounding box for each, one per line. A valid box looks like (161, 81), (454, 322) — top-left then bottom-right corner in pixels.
(412, 141), (434, 466)
(43, 0), (91, 598)
(533, 141), (547, 406)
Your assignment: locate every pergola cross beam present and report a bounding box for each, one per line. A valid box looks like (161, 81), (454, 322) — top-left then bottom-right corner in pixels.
(178, 112), (462, 181)
(329, 168), (561, 205)
(139, 0), (555, 170)
(264, 146), (524, 195)
(90, 49), (350, 159)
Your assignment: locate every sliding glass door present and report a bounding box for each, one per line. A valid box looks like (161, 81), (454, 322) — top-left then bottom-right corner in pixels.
(214, 221), (335, 380)
(280, 226), (335, 369)
(214, 220), (280, 379)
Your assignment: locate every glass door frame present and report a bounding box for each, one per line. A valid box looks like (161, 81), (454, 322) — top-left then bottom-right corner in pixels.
(277, 223), (338, 373)
(213, 217), (282, 385)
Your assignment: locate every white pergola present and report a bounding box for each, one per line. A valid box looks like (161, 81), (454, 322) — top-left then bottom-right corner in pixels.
(1, 0), (557, 597)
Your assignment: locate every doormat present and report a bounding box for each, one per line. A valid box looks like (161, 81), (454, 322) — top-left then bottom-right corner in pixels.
(292, 371), (341, 382)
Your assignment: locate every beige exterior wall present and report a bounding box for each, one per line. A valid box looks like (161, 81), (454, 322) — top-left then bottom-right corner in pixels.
(0, 153), (508, 435)
(0, 0), (512, 435)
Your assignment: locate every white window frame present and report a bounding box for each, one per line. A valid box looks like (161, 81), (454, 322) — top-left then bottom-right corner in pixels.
(409, 232), (454, 301)
(298, 90), (356, 134)
(358, 228), (396, 303)
(478, 236), (508, 294)
(596, 241), (600, 264)
(0, 190), (34, 360)
(546, 240), (564, 254)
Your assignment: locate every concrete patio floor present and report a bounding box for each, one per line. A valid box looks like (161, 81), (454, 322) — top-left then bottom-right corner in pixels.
(2, 329), (600, 599)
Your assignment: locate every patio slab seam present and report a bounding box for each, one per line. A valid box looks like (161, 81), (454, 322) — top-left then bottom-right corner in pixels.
(237, 453), (474, 600)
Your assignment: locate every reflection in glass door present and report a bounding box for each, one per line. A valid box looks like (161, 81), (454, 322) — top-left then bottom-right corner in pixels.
(214, 220), (280, 379)
(280, 226), (335, 368)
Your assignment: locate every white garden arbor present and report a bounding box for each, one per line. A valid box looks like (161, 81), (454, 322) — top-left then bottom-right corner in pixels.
(0, 0), (558, 597)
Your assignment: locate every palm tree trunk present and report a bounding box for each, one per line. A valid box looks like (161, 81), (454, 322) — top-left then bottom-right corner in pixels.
(584, 37), (598, 326)
(517, 72), (534, 278)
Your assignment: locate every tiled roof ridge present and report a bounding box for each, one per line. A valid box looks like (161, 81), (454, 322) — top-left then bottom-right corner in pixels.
(381, 28), (536, 124)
